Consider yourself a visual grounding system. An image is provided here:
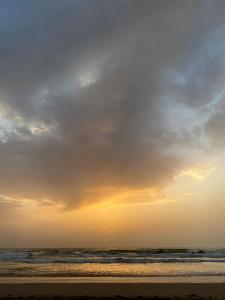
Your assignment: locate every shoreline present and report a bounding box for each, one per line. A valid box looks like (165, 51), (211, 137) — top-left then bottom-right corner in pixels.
(1, 276), (225, 283)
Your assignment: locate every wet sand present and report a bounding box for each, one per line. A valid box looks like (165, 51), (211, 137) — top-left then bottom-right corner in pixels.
(0, 283), (225, 299)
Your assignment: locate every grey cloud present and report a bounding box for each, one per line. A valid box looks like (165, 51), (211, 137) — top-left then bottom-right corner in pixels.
(0, 0), (225, 208)
(203, 112), (225, 149)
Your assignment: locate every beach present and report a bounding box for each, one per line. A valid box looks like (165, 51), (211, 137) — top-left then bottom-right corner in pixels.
(1, 249), (225, 299)
(0, 282), (225, 299)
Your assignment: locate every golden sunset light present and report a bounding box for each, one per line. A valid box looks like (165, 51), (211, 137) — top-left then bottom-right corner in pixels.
(2, 2), (225, 295)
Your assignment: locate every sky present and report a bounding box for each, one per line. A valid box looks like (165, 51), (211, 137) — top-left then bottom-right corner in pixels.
(1, 0), (225, 247)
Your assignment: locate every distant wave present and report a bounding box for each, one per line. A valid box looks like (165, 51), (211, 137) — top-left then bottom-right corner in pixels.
(0, 248), (225, 264)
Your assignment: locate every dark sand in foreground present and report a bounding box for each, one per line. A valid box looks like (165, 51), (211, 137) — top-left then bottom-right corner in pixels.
(0, 283), (225, 299)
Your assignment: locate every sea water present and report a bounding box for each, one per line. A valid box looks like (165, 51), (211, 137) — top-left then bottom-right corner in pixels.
(0, 248), (225, 279)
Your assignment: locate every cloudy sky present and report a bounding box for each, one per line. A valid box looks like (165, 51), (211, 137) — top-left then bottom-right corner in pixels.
(1, 0), (225, 247)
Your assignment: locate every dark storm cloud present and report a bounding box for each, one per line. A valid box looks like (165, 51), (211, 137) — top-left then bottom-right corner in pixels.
(0, 0), (225, 208)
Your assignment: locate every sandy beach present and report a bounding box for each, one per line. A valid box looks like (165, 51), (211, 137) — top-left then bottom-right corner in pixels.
(0, 283), (225, 299)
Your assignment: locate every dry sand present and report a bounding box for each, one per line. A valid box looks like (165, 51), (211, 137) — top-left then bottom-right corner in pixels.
(0, 283), (225, 299)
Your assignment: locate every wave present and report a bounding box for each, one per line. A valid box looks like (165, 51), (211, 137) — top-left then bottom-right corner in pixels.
(0, 248), (225, 264)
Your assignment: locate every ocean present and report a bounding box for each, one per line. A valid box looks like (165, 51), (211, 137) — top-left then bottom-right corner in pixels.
(1, 248), (225, 279)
